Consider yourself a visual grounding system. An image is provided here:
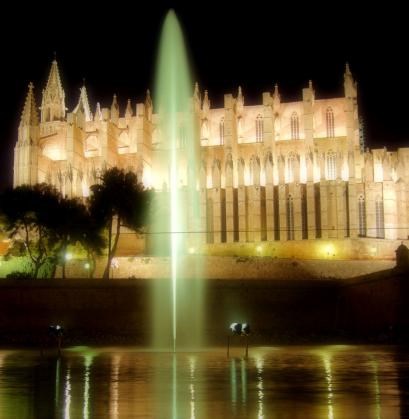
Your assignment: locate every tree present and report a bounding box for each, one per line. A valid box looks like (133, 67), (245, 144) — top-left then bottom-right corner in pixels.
(0, 184), (60, 278)
(89, 168), (152, 279)
(78, 217), (106, 279)
(48, 197), (106, 279)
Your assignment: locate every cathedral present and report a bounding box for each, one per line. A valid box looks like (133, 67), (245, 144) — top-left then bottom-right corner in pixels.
(13, 60), (409, 256)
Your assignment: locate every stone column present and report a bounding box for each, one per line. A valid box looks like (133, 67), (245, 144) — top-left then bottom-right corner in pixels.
(277, 155), (286, 240)
(265, 152), (275, 241)
(396, 179), (408, 239)
(249, 155), (261, 242)
(212, 159), (223, 243)
(237, 158), (247, 242)
(225, 154), (235, 243)
(383, 180), (397, 240)
(306, 149), (316, 239)
(336, 181), (347, 239)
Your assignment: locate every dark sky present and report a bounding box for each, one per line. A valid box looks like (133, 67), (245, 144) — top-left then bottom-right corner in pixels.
(1, 2), (407, 190)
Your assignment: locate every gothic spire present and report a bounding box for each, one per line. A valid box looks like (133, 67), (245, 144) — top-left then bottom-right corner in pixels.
(125, 99), (133, 119)
(344, 62), (357, 97)
(20, 82), (39, 127)
(145, 89), (152, 108)
(145, 89), (152, 121)
(111, 94), (119, 123)
(194, 82), (200, 101)
(236, 86), (244, 116)
(73, 84), (92, 122)
(272, 83), (281, 111)
(94, 102), (102, 121)
(40, 59), (66, 122)
(202, 89), (210, 114)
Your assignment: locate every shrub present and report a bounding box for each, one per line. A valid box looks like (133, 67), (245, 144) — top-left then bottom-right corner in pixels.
(5, 271), (33, 279)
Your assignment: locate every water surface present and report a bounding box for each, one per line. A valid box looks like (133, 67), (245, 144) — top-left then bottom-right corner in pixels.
(0, 345), (407, 418)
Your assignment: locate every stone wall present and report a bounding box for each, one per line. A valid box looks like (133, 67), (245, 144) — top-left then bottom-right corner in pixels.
(0, 278), (339, 345)
(62, 255), (394, 280)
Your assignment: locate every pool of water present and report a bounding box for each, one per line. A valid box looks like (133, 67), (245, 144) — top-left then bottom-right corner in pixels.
(0, 345), (407, 418)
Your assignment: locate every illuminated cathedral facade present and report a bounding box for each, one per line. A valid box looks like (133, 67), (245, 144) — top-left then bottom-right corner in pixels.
(13, 60), (409, 249)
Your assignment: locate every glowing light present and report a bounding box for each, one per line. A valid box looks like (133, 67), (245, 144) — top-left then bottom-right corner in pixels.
(371, 359), (381, 419)
(188, 247), (195, 254)
(65, 253), (73, 261)
(256, 357), (264, 419)
(83, 354), (94, 419)
(324, 244), (336, 257)
(84, 263), (90, 269)
(256, 245), (262, 254)
(189, 357), (196, 419)
(64, 367), (71, 419)
(323, 355), (334, 419)
(110, 355), (121, 419)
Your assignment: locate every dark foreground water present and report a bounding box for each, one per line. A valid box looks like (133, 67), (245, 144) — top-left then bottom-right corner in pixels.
(0, 345), (408, 418)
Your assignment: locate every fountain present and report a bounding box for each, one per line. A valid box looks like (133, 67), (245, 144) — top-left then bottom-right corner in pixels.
(151, 10), (204, 352)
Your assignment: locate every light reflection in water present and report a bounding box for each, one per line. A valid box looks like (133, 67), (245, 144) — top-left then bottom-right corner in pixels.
(323, 354), (334, 419)
(110, 355), (121, 419)
(230, 357), (248, 414)
(0, 347), (405, 418)
(241, 359), (247, 404)
(189, 357), (196, 419)
(83, 354), (94, 419)
(172, 354), (177, 419)
(256, 356), (264, 419)
(55, 358), (61, 410)
(64, 366), (71, 419)
(371, 358), (381, 419)
(230, 358), (237, 406)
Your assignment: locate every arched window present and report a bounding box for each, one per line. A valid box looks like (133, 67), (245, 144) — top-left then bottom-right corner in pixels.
(358, 195), (366, 237)
(219, 117), (225, 145)
(375, 197), (385, 238)
(290, 112), (299, 140)
(326, 107), (335, 138)
(256, 114), (263, 142)
(201, 118), (209, 140)
(287, 194), (295, 240)
(287, 154), (296, 183)
(326, 151), (337, 180)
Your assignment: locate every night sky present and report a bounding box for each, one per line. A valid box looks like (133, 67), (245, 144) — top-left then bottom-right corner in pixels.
(1, 2), (407, 190)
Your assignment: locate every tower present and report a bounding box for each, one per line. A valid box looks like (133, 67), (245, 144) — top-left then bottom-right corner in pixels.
(40, 59), (66, 123)
(14, 83), (40, 186)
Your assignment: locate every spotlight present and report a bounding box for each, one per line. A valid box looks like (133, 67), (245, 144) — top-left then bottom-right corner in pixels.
(65, 253), (73, 261)
(227, 322), (251, 359)
(49, 324), (64, 338)
(229, 322), (251, 336)
(84, 262), (90, 269)
(230, 322), (242, 335)
(242, 323), (251, 336)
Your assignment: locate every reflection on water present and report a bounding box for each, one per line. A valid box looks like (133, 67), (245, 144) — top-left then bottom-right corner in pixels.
(323, 354), (334, 419)
(0, 346), (406, 418)
(64, 366), (71, 419)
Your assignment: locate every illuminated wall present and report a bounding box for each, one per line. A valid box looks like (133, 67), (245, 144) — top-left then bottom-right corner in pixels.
(13, 61), (409, 246)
